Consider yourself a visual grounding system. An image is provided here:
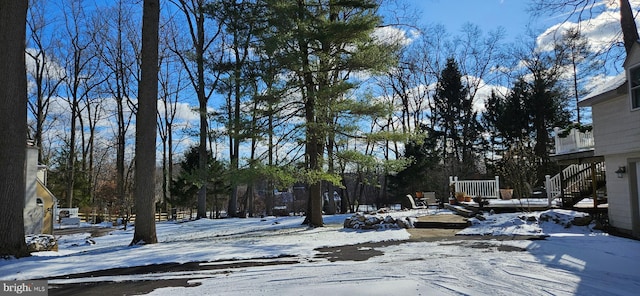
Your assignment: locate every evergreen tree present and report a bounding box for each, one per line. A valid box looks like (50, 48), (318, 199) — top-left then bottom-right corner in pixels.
(46, 148), (92, 208)
(483, 55), (571, 192)
(388, 125), (441, 201)
(483, 82), (542, 197)
(432, 58), (481, 178)
(480, 90), (505, 171)
(499, 78), (533, 144)
(170, 146), (229, 218)
(259, 0), (398, 226)
(521, 53), (571, 163)
(205, 0), (263, 218)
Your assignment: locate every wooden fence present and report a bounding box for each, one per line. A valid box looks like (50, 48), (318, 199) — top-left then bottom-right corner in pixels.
(74, 212), (170, 223)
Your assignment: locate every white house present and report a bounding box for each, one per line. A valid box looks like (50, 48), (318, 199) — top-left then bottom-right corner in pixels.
(578, 42), (640, 238)
(24, 143), (57, 235)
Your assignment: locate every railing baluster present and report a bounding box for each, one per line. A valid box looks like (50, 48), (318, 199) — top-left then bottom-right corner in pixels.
(449, 176), (500, 199)
(554, 126), (594, 154)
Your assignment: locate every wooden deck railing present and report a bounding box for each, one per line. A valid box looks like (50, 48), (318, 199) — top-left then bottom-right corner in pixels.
(553, 126), (594, 155)
(449, 176), (500, 199)
(545, 162), (606, 207)
(545, 164), (590, 204)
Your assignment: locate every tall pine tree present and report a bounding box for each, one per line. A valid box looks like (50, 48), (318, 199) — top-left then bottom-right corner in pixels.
(483, 61), (570, 194)
(433, 58), (481, 178)
(259, 0), (398, 226)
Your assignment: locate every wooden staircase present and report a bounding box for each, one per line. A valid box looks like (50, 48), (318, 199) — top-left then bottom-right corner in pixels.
(546, 162), (606, 208)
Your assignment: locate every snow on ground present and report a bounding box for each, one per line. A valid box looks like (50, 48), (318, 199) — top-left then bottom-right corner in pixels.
(458, 208), (592, 237)
(2, 208), (640, 295)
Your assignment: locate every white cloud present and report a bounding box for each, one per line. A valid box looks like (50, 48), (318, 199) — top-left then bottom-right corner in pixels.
(536, 11), (620, 53)
(25, 48), (66, 94)
(464, 75), (509, 112)
(372, 26), (418, 47)
(536, 0), (640, 53)
(25, 48), (66, 80)
(157, 100), (200, 123)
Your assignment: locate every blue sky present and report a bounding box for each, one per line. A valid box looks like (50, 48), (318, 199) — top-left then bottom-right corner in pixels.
(407, 0), (536, 42)
(400, 0), (639, 76)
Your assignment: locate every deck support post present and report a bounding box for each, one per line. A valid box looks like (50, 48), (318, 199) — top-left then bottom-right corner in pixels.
(591, 162), (598, 208)
(545, 175), (552, 206)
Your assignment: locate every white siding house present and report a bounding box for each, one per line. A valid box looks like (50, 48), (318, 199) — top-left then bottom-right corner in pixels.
(578, 42), (640, 238)
(23, 144), (57, 235)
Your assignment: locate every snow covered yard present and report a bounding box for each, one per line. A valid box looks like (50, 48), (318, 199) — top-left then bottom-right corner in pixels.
(2, 209), (640, 295)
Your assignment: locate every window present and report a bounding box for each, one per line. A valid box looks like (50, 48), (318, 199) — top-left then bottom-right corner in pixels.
(629, 66), (640, 109)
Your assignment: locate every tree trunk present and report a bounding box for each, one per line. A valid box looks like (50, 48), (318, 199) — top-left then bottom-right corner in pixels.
(168, 119), (174, 218)
(131, 0), (160, 245)
(305, 95), (324, 226)
(114, 6), (128, 226)
(325, 136), (336, 215)
(196, 3), (208, 219)
(620, 0), (639, 54)
(266, 104), (274, 216)
(296, 0), (323, 227)
(67, 100), (77, 207)
(116, 93), (126, 214)
(0, 0), (29, 258)
(197, 98), (207, 219)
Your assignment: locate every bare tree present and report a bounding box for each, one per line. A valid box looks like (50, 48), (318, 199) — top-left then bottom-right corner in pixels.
(0, 0), (29, 258)
(377, 24), (452, 140)
(454, 24), (504, 106)
(26, 0), (66, 163)
(95, 0), (141, 222)
(169, 0), (223, 218)
(131, 0), (160, 245)
(557, 28), (599, 124)
(78, 74), (108, 212)
(58, 0), (101, 208)
(75, 10), (110, 213)
(157, 19), (186, 218)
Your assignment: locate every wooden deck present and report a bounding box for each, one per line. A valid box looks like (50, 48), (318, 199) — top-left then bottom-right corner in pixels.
(414, 214), (470, 229)
(446, 197), (608, 215)
(458, 198), (552, 213)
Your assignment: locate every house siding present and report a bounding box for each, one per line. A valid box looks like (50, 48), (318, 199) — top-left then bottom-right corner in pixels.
(624, 46), (640, 69)
(592, 94), (640, 234)
(24, 146), (43, 235)
(591, 95), (640, 156)
(579, 42), (640, 238)
(604, 154), (640, 232)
